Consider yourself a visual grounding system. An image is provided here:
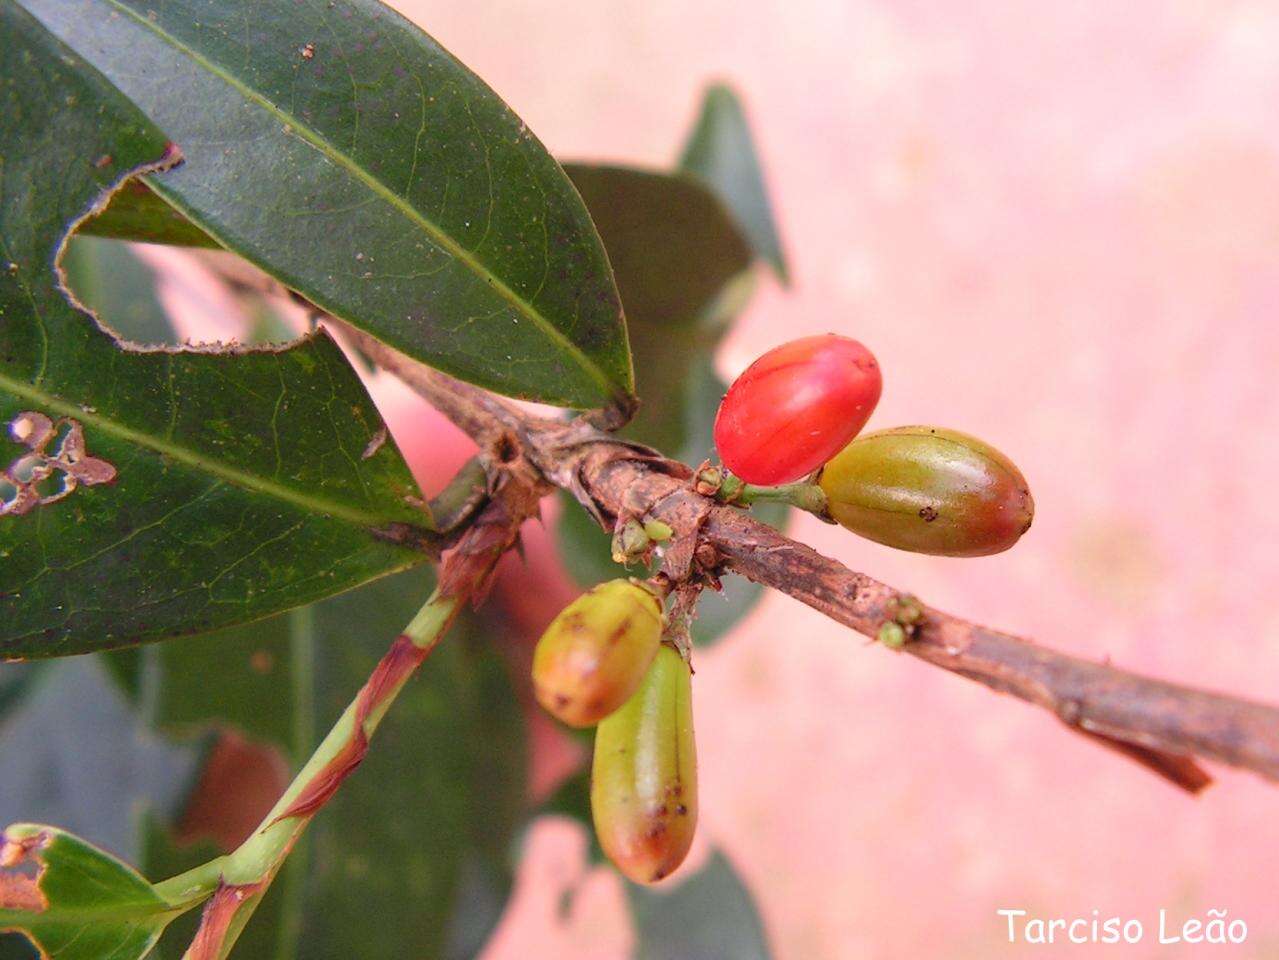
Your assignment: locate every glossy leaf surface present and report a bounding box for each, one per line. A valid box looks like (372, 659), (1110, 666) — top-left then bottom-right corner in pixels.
(20, 0), (633, 410)
(0, 5), (433, 656)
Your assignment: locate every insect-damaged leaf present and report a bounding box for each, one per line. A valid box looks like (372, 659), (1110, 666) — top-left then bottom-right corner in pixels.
(19, 0), (634, 411)
(0, 824), (187, 960)
(679, 85), (789, 285)
(0, 4), (433, 657)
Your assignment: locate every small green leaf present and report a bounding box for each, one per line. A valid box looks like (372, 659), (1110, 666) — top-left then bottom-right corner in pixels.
(77, 182), (218, 249)
(627, 849), (773, 960)
(22, 0), (633, 410)
(679, 84), (789, 284)
(0, 824), (188, 960)
(0, 5), (436, 657)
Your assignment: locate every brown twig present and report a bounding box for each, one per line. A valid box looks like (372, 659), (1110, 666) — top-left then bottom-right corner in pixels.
(345, 334), (1279, 794)
(186, 249), (1276, 794)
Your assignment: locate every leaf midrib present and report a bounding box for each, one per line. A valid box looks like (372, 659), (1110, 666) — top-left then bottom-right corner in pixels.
(0, 369), (419, 532)
(100, 0), (620, 403)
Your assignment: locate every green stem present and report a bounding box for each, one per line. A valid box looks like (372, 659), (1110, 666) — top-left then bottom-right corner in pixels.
(158, 589), (461, 957)
(731, 480), (831, 519)
(228, 593), (457, 884)
(154, 855), (229, 907)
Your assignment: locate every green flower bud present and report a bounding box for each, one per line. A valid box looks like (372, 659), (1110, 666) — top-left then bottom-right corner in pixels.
(532, 579), (663, 728)
(591, 645), (698, 884)
(819, 426), (1034, 557)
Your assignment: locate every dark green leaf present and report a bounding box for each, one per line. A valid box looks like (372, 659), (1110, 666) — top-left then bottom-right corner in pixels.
(627, 849), (773, 960)
(552, 165), (766, 646)
(124, 606), (316, 960)
(564, 165), (752, 452)
(0, 824), (187, 960)
(22, 0), (633, 410)
(78, 181), (218, 249)
(679, 84), (789, 284)
(0, 5), (435, 657)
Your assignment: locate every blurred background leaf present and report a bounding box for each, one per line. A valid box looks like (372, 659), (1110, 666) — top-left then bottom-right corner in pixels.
(679, 84), (790, 285)
(628, 849), (773, 960)
(552, 152), (782, 654)
(61, 237), (174, 345)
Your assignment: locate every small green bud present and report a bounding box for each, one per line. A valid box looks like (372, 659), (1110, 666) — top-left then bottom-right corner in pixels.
(533, 580), (663, 728)
(591, 645), (697, 884)
(877, 621), (907, 649)
(611, 517), (652, 564)
(642, 519), (673, 543)
(819, 427), (1034, 557)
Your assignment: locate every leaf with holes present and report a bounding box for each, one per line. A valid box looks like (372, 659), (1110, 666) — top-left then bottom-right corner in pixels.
(679, 85), (789, 284)
(0, 4), (434, 657)
(0, 824), (191, 960)
(20, 0), (633, 411)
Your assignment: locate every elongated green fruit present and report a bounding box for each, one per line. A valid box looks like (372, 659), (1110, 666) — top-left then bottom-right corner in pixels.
(819, 426), (1034, 557)
(591, 645), (697, 884)
(533, 580), (664, 728)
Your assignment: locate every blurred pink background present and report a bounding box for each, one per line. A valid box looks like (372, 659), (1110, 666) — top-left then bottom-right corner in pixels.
(162, 0), (1279, 955)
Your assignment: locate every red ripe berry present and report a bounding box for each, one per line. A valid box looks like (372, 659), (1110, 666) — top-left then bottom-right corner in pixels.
(713, 334), (882, 485)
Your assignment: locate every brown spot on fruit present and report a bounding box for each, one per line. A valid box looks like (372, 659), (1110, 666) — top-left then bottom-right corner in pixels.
(532, 580), (663, 727)
(591, 646), (697, 885)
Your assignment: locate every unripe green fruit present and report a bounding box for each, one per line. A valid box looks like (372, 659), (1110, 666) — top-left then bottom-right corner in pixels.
(819, 426), (1034, 557)
(532, 579), (664, 728)
(591, 644), (698, 884)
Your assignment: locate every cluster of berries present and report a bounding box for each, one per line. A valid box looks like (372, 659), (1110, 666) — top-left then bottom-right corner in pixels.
(714, 333), (1034, 557)
(533, 334), (1035, 884)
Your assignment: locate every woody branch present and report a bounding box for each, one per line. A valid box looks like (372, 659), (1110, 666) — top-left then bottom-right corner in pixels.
(340, 321), (1279, 795)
